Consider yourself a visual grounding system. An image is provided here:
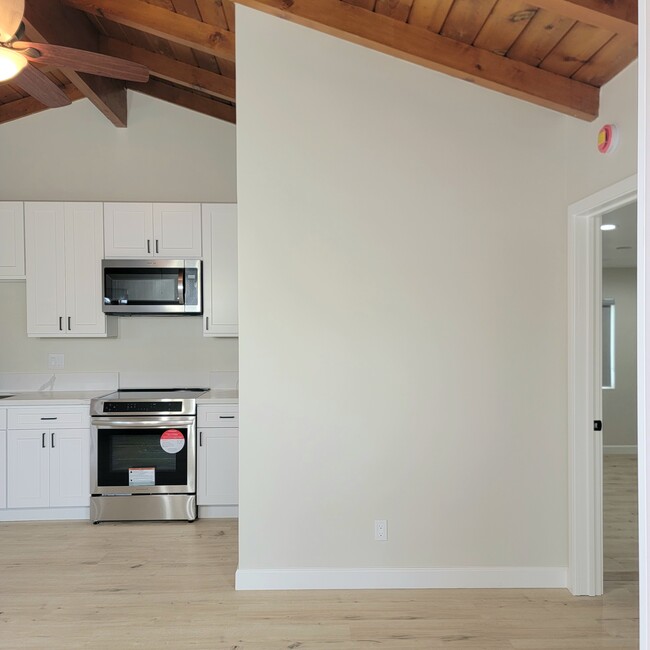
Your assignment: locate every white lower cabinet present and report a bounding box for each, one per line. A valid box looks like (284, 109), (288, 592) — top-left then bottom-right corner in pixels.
(6, 408), (90, 511)
(197, 405), (238, 508)
(0, 409), (6, 509)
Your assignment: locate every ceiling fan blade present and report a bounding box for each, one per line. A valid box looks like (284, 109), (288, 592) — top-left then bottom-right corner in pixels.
(0, 0), (23, 43)
(14, 42), (150, 82)
(12, 63), (71, 108)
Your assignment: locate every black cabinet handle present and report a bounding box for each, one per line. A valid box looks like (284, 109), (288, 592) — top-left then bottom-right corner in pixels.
(219, 415), (235, 419)
(67, 316), (71, 331)
(156, 239), (159, 254)
(199, 431), (203, 447)
(40, 417), (57, 421)
(147, 239), (151, 254)
(59, 316), (63, 331)
(205, 316), (209, 330)
(51, 432), (55, 448)
(42, 433), (46, 448)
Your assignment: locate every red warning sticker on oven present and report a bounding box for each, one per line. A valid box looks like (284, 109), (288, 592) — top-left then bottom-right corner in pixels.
(160, 429), (185, 454)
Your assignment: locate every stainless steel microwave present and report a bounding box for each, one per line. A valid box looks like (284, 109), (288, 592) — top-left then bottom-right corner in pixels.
(102, 259), (202, 315)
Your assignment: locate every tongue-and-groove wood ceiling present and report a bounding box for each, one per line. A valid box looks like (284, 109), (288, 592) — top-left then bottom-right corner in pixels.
(0, 0), (637, 126)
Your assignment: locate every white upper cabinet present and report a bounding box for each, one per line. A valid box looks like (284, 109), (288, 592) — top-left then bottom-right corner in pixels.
(0, 202), (25, 278)
(25, 202), (113, 338)
(202, 204), (238, 337)
(104, 203), (201, 258)
(64, 203), (107, 335)
(154, 203), (202, 257)
(104, 203), (153, 258)
(25, 203), (66, 337)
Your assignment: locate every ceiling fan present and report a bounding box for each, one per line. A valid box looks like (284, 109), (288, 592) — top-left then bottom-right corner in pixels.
(0, 0), (149, 108)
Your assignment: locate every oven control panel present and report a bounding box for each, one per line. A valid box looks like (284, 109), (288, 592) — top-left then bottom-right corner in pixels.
(102, 401), (184, 413)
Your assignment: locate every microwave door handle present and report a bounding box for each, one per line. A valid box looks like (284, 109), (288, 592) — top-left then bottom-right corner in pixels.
(178, 270), (185, 305)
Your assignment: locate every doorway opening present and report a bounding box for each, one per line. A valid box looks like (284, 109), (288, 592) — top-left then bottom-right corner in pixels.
(568, 175), (637, 596)
(600, 202), (638, 588)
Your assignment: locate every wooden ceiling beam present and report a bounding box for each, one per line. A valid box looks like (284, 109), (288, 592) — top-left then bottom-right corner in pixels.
(23, 0), (128, 126)
(100, 37), (236, 102)
(62, 0), (236, 62)
(130, 80), (236, 124)
(234, 0), (599, 120)
(530, 0), (636, 40)
(0, 84), (83, 124)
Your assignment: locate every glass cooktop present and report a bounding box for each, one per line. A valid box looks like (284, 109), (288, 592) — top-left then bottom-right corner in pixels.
(101, 388), (208, 401)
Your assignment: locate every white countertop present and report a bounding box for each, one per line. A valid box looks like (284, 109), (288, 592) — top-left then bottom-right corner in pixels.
(197, 389), (239, 404)
(0, 391), (111, 406)
(0, 389), (238, 407)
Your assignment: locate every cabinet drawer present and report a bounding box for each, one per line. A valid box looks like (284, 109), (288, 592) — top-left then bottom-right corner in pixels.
(197, 405), (239, 428)
(8, 407), (89, 430)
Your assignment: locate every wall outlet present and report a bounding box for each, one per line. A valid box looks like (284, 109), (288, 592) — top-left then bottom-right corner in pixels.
(374, 519), (388, 541)
(48, 353), (64, 370)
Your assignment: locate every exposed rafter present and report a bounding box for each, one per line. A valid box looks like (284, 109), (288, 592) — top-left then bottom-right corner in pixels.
(131, 80), (236, 124)
(531, 0), (636, 40)
(100, 38), (235, 103)
(62, 0), (236, 62)
(0, 85), (83, 124)
(23, 0), (128, 126)
(234, 0), (599, 120)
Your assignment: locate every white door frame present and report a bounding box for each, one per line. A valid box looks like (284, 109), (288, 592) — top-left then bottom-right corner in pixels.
(568, 174), (637, 596)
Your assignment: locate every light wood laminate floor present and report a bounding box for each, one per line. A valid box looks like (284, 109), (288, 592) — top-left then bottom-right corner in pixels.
(0, 456), (638, 649)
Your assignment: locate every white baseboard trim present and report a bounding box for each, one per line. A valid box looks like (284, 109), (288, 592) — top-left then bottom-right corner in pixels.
(235, 566), (568, 591)
(604, 445), (638, 455)
(198, 505), (238, 518)
(0, 507), (89, 522)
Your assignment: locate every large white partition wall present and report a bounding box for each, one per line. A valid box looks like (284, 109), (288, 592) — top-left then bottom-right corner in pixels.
(235, 6), (570, 590)
(638, 0), (648, 642)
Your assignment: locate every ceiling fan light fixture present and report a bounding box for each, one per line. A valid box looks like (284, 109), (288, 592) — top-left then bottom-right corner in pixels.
(0, 47), (26, 81)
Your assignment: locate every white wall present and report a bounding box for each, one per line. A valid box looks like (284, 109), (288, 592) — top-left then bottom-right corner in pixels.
(0, 92), (237, 201)
(0, 281), (238, 373)
(565, 62), (638, 204)
(603, 268), (638, 449)
(0, 92), (238, 374)
(236, 7), (570, 583)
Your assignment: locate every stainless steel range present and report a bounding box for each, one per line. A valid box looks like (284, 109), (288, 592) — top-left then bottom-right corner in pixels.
(89, 388), (207, 523)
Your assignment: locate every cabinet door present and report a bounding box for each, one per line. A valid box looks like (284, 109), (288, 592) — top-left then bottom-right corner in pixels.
(49, 429), (90, 507)
(0, 429), (6, 509)
(202, 204), (238, 337)
(197, 428), (238, 506)
(0, 202), (25, 278)
(104, 203), (154, 257)
(64, 203), (107, 335)
(25, 203), (67, 337)
(153, 203), (202, 257)
(7, 429), (50, 509)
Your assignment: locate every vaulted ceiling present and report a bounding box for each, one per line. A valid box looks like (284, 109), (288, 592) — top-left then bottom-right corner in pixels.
(0, 0), (638, 126)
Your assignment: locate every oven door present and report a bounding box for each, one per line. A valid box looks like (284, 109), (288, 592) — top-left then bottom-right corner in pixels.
(91, 417), (196, 495)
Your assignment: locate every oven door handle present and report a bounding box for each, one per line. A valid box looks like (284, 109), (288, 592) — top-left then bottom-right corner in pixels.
(91, 417), (196, 428)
